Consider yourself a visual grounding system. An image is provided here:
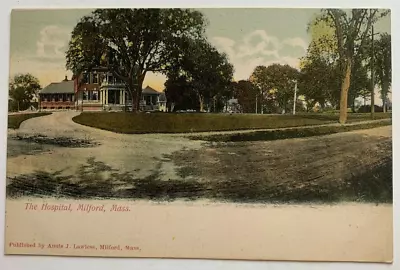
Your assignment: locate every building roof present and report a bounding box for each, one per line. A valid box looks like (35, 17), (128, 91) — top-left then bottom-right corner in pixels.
(40, 81), (74, 94)
(142, 86), (160, 95)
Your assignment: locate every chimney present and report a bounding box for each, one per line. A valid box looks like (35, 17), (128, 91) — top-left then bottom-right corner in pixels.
(63, 75), (68, 81)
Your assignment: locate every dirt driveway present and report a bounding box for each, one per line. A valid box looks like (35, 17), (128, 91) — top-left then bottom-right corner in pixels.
(6, 111), (392, 202)
(7, 112), (203, 180)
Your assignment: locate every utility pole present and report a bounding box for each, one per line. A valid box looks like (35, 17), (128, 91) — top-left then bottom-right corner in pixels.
(370, 9), (375, 119)
(293, 81), (297, 115)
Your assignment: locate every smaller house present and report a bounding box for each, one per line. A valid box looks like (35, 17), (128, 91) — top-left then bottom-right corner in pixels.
(140, 86), (167, 112)
(224, 98), (241, 113)
(39, 77), (75, 110)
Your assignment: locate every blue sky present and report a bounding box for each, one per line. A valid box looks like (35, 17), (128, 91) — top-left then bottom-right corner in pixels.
(10, 8), (391, 99)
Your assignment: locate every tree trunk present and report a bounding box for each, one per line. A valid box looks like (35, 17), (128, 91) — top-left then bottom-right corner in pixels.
(199, 95), (204, 112)
(213, 97), (216, 112)
(129, 78), (144, 113)
(382, 80), (389, 113)
(339, 58), (352, 124)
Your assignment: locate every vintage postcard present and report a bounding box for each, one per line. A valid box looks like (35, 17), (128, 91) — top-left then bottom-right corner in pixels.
(4, 8), (392, 262)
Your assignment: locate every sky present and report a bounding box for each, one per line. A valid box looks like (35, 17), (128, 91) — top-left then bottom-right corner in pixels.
(9, 8), (391, 103)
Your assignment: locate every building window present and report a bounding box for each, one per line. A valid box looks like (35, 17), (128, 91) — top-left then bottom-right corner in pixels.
(55, 95), (59, 102)
(83, 91), (88, 100)
(82, 73), (90, 84)
(108, 75), (114, 84)
(92, 73), (98, 84)
(91, 91), (99, 101)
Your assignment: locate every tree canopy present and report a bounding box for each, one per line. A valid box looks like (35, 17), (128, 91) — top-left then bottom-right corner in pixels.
(9, 74), (41, 112)
(373, 33), (391, 112)
(250, 64), (299, 113)
(165, 38), (234, 112)
(231, 80), (258, 113)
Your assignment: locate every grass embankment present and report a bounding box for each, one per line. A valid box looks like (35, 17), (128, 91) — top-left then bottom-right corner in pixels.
(190, 119), (392, 142)
(8, 113), (52, 129)
(72, 112), (391, 134)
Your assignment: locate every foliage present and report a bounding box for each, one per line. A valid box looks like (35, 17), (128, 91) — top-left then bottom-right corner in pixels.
(373, 34), (391, 111)
(251, 64), (299, 113)
(311, 9), (390, 123)
(357, 105), (384, 113)
(231, 80), (258, 113)
(8, 74), (41, 112)
(166, 38), (234, 112)
(298, 56), (339, 109)
(164, 76), (199, 112)
(66, 8), (208, 111)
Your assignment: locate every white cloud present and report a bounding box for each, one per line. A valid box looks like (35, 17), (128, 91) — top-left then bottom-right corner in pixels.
(282, 37), (308, 52)
(211, 30), (307, 80)
(9, 25), (73, 86)
(36, 25), (71, 60)
(236, 30), (280, 58)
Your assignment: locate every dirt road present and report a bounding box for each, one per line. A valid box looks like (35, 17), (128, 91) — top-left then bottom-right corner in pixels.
(6, 112), (392, 203)
(7, 112), (203, 180)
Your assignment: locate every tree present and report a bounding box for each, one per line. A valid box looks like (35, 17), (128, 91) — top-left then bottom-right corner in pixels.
(9, 74), (41, 112)
(250, 66), (270, 113)
(167, 38), (234, 112)
(312, 9), (390, 123)
(251, 64), (299, 113)
(374, 34), (391, 112)
(348, 56), (370, 112)
(232, 80), (258, 113)
(299, 56), (338, 110)
(66, 8), (207, 112)
(164, 75), (198, 112)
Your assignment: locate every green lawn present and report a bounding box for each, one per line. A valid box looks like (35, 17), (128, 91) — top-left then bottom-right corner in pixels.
(8, 113), (52, 129)
(72, 112), (392, 134)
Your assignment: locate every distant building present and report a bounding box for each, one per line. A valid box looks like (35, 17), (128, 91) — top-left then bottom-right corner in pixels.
(224, 98), (241, 113)
(39, 71), (167, 112)
(39, 79), (75, 110)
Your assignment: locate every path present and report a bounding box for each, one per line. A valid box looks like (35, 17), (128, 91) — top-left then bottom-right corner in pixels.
(6, 112), (392, 183)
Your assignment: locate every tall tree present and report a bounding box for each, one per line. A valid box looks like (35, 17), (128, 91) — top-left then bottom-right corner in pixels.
(164, 76), (198, 112)
(9, 74), (41, 112)
(66, 8), (207, 112)
(251, 64), (299, 113)
(232, 80), (258, 113)
(250, 66), (268, 113)
(348, 56), (370, 112)
(312, 9), (390, 123)
(167, 39), (234, 112)
(374, 34), (391, 112)
(299, 56), (338, 109)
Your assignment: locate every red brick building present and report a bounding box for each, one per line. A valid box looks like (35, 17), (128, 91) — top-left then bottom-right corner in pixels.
(39, 76), (75, 110)
(39, 70), (167, 112)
